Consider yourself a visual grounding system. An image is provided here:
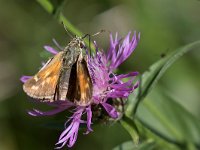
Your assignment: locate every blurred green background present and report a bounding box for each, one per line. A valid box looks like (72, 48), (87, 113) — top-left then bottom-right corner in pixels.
(0, 0), (200, 149)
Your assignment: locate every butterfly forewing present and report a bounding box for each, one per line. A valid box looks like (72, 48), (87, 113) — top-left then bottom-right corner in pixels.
(23, 51), (64, 100)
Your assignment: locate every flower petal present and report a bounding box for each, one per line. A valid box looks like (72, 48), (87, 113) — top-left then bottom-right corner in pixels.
(55, 107), (84, 149)
(28, 101), (74, 117)
(44, 45), (58, 55)
(20, 75), (32, 83)
(107, 32), (140, 70)
(101, 102), (118, 119)
(28, 107), (69, 117)
(52, 38), (63, 50)
(85, 106), (93, 134)
(116, 71), (139, 80)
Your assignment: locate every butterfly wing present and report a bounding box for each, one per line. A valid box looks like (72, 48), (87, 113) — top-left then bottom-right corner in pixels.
(23, 51), (64, 101)
(75, 57), (93, 106)
(66, 56), (93, 106)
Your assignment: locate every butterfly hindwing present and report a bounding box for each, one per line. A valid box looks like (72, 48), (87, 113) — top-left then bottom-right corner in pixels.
(75, 57), (93, 106)
(66, 56), (93, 106)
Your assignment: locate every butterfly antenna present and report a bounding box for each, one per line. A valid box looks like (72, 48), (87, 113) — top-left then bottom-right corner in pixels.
(62, 22), (74, 38)
(91, 29), (106, 37)
(82, 30), (106, 55)
(82, 29), (106, 39)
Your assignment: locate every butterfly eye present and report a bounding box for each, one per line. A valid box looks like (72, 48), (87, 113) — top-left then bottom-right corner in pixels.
(80, 42), (85, 49)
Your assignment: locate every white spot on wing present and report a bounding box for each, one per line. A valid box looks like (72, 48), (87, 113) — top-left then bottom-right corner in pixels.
(31, 85), (39, 90)
(41, 81), (46, 86)
(45, 72), (51, 77)
(46, 77), (51, 83)
(34, 76), (39, 82)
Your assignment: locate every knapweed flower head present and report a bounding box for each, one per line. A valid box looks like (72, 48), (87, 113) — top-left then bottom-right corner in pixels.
(21, 31), (140, 149)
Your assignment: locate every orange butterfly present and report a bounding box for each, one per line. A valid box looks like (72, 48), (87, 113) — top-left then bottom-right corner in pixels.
(23, 37), (93, 106)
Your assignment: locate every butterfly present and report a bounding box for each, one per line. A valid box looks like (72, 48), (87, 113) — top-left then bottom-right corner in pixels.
(23, 36), (93, 106)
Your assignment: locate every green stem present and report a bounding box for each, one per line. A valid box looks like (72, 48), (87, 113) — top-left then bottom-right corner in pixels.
(37, 0), (82, 36)
(60, 14), (83, 37)
(37, 0), (53, 14)
(37, 0), (94, 50)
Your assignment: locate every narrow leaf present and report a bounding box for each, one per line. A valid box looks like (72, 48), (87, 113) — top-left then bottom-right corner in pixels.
(120, 115), (139, 145)
(113, 140), (156, 150)
(137, 87), (200, 148)
(126, 40), (200, 116)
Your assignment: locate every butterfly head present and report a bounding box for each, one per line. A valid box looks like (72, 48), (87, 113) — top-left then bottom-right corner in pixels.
(69, 36), (86, 49)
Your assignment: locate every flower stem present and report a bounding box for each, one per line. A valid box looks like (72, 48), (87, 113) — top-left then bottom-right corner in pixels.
(37, 0), (94, 50)
(37, 0), (83, 36)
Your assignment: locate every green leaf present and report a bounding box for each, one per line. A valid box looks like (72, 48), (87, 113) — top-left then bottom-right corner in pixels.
(120, 116), (139, 145)
(137, 87), (200, 148)
(113, 140), (156, 150)
(126, 40), (200, 116)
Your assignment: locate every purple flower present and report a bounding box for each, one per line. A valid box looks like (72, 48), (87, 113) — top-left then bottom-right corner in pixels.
(21, 32), (140, 149)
